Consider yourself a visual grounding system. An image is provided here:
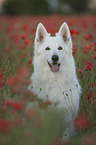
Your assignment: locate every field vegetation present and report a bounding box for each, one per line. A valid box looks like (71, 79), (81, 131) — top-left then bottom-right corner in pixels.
(0, 14), (96, 145)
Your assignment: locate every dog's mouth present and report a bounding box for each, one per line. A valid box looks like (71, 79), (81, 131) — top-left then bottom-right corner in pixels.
(47, 61), (61, 72)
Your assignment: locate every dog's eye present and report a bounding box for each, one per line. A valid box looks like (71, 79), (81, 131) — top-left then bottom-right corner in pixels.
(58, 46), (63, 50)
(45, 47), (50, 50)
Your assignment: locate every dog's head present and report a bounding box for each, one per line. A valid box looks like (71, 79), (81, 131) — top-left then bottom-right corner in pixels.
(34, 22), (72, 73)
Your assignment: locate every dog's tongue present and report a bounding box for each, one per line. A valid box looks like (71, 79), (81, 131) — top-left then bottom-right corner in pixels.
(51, 64), (58, 72)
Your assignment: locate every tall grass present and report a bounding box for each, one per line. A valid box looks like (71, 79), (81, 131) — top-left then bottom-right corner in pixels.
(0, 15), (96, 145)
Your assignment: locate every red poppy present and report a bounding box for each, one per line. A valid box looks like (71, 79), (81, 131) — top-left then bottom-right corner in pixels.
(22, 54), (27, 59)
(70, 29), (80, 37)
(74, 114), (90, 130)
(89, 83), (94, 88)
(22, 25), (27, 30)
(12, 86), (22, 94)
(31, 28), (35, 34)
(8, 66), (29, 89)
(20, 34), (26, 39)
(94, 94), (96, 98)
(12, 101), (24, 111)
(84, 61), (93, 71)
(70, 29), (76, 36)
(24, 39), (31, 46)
(94, 54), (96, 60)
(84, 34), (93, 41)
(77, 69), (83, 74)
(0, 73), (3, 80)
(28, 58), (32, 66)
(86, 91), (93, 102)
(83, 43), (94, 53)
(90, 43), (94, 50)
(5, 99), (13, 107)
(82, 46), (89, 53)
(0, 119), (11, 132)
(89, 56), (93, 61)
(0, 73), (4, 88)
(0, 81), (3, 88)
(72, 45), (77, 56)
(75, 30), (80, 35)
(8, 76), (19, 87)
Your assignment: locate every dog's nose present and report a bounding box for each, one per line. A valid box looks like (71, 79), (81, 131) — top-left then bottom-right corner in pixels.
(52, 55), (59, 62)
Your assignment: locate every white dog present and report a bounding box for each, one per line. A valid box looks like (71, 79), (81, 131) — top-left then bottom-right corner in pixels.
(29, 22), (81, 139)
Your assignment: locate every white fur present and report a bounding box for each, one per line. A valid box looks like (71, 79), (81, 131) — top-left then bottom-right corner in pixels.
(29, 22), (81, 139)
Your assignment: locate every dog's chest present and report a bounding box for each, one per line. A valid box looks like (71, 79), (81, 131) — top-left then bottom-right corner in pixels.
(31, 73), (77, 110)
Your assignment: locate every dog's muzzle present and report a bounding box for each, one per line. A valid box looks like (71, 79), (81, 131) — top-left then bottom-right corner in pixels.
(47, 55), (61, 72)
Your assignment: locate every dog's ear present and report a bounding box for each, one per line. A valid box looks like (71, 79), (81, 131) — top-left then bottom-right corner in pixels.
(56, 22), (71, 42)
(56, 22), (72, 55)
(35, 23), (49, 43)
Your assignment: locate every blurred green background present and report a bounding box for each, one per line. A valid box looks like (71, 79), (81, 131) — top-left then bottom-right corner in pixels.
(0, 0), (96, 15)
